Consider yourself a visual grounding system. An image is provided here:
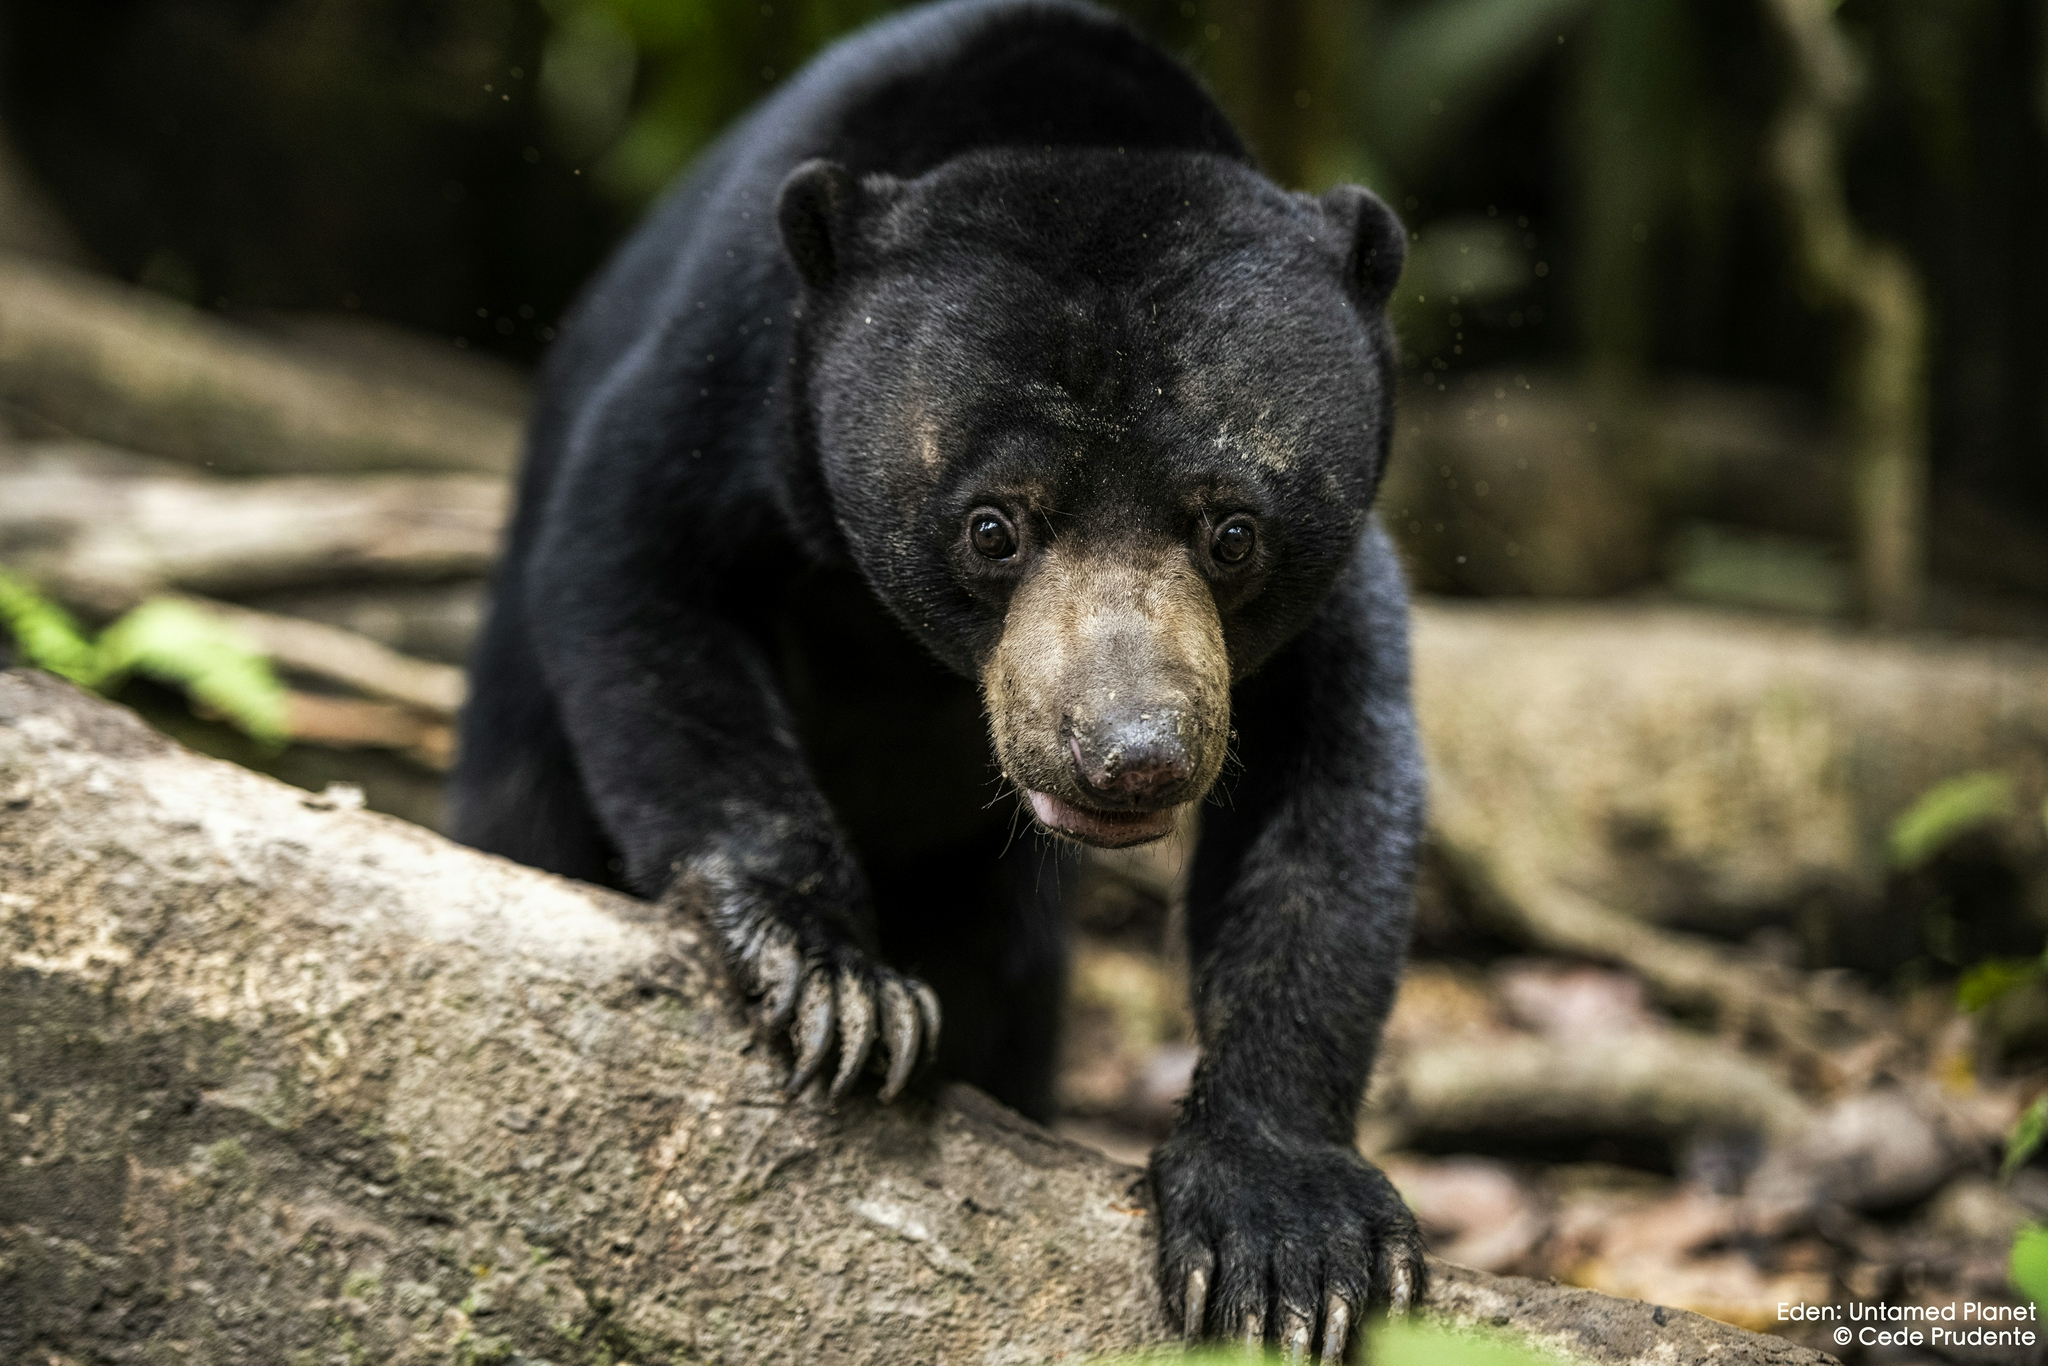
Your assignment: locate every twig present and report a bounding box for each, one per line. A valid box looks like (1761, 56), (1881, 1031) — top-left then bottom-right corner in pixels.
(186, 596), (464, 718)
(281, 691), (453, 769)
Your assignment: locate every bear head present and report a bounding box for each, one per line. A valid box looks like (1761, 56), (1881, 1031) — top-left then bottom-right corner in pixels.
(777, 148), (1404, 848)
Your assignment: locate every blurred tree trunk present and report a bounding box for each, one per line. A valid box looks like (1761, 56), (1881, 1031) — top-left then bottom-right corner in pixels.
(1569, 0), (1692, 386)
(1205, 0), (1323, 187)
(1566, 0), (1699, 593)
(1762, 0), (1931, 629)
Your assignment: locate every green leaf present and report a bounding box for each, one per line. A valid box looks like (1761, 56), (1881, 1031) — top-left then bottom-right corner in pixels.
(96, 599), (290, 744)
(2012, 1223), (2048, 1314)
(2007, 1095), (2048, 1181)
(0, 574), (289, 742)
(1959, 957), (2045, 1013)
(1889, 771), (2015, 871)
(0, 568), (107, 685)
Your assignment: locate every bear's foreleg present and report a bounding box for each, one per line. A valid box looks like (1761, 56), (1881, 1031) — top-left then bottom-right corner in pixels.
(1149, 525), (1427, 1359)
(530, 575), (938, 1105)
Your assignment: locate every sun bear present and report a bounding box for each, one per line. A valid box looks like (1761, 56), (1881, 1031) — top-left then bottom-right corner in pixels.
(451, 0), (1425, 1353)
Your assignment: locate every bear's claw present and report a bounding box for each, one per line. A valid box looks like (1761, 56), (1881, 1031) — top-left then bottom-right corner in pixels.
(1181, 1266), (1208, 1341)
(877, 977), (920, 1102)
(1182, 1275), (1350, 1364)
(755, 931), (804, 1031)
(1321, 1295), (1352, 1363)
(1153, 1130), (1426, 1363)
(714, 906), (939, 1106)
(827, 965), (879, 1103)
(785, 968), (838, 1095)
(875, 976), (939, 1102)
(1281, 1306), (1312, 1362)
(1388, 1256), (1415, 1314)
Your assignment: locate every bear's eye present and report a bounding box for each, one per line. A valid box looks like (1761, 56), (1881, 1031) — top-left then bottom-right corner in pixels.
(968, 508), (1018, 561)
(1211, 517), (1257, 565)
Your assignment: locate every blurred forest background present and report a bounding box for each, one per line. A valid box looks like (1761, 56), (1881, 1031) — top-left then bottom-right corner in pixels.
(3, 1), (2048, 1360)
(3, 0), (2046, 628)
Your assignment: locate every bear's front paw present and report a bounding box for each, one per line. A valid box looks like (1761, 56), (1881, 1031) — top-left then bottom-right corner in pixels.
(1149, 1126), (1426, 1361)
(728, 917), (940, 1106)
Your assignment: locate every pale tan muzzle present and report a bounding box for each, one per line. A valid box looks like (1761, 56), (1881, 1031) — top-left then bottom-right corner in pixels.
(981, 541), (1230, 847)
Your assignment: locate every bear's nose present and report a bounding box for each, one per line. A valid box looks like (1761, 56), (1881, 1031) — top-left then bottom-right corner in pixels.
(1068, 708), (1194, 804)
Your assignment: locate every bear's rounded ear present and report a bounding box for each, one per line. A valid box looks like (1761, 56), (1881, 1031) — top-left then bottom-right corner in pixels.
(777, 159), (858, 291)
(1317, 183), (1406, 311)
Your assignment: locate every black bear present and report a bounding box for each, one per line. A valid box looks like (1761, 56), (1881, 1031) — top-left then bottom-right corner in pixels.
(451, 0), (1425, 1353)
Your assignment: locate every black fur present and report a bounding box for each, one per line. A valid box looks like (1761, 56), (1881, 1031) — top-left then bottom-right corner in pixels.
(451, 0), (1426, 1347)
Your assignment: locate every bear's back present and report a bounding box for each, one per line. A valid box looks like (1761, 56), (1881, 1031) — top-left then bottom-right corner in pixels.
(536, 0), (1247, 452)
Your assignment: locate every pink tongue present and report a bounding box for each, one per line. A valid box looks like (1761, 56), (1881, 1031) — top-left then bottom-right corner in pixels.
(1026, 790), (1066, 828)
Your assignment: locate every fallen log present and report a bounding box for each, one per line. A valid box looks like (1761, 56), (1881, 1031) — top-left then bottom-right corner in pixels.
(1382, 371), (1841, 600)
(1414, 597), (2048, 914)
(0, 670), (1835, 1365)
(0, 253), (521, 475)
(1414, 600), (2048, 1046)
(1387, 1033), (1814, 1150)
(1384, 370), (2048, 618)
(0, 443), (506, 613)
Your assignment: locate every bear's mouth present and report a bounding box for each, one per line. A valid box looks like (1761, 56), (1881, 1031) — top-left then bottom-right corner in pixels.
(1025, 790), (1181, 848)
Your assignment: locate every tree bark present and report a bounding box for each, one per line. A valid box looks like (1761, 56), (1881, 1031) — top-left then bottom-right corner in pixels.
(0, 670), (1836, 1365)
